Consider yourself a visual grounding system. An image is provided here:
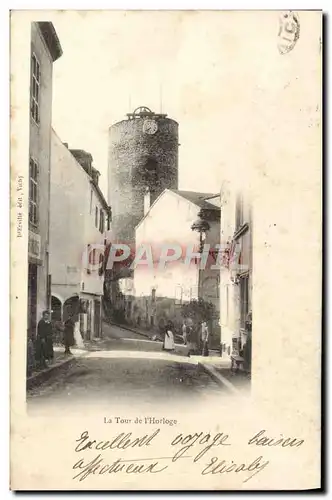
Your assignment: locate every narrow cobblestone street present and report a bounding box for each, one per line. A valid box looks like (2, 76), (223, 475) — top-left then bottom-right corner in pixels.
(27, 322), (225, 407)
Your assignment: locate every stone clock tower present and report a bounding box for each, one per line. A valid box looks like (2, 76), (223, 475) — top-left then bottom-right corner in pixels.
(108, 106), (179, 243)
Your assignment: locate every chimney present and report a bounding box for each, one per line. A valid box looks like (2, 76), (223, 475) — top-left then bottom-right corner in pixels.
(69, 149), (93, 176)
(63, 142), (68, 148)
(144, 187), (151, 215)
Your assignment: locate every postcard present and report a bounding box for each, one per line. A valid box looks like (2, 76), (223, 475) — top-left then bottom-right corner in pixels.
(10, 10), (322, 490)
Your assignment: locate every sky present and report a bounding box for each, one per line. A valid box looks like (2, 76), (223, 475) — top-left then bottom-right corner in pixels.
(50, 10), (268, 201)
(49, 10), (321, 206)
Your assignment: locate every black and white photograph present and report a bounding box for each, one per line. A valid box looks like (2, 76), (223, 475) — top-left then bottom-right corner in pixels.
(25, 18), (253, 406)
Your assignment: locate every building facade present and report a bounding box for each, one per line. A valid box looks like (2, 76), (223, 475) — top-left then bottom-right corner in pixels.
(27, 22), (62, 341)
(219, 183), (253, 361)
(49, 130), (111, 340)
(125, 189), (221, 344)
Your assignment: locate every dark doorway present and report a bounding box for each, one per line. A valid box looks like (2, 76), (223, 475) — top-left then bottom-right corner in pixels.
(51, 296), (62, 322)
(63, 296), (80, 322)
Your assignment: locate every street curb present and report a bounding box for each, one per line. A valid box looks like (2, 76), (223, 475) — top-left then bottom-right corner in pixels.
(198, 362), (240, 395)
(27, 354), (83, 391)
(106, 321), (152, 340)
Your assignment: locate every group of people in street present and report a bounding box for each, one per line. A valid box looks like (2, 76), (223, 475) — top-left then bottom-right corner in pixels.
(162, 318), (210, 357)
(28, 310), (77, 374)
(162, 314), (252, 373)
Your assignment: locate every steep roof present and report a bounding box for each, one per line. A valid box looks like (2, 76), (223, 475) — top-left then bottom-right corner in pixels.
(51, 128), (110, 213)
(90, 179), (110, 213)
(135, 188), (220, 231)
(170, 190), (219, 210)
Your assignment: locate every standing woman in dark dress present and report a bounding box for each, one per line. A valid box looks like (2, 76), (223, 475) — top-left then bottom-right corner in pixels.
(64, 315), (75, 355)
(36, 310), (54, 367)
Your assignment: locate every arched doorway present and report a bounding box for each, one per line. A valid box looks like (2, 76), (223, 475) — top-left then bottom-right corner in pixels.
(51, 295), (62, 322)
(63, 296), (80, 322)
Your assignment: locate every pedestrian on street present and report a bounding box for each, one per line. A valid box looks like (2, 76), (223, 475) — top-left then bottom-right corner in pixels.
(182, 321), (187, 345)
(186, 318), (196, 357)
(162, 320), (175, 352)
(201, 321), (209, 357)
(64, 315), (75, 355)
(36, 310), (54, 368)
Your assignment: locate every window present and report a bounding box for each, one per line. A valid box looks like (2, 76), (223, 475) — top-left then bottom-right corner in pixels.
(31, 53), (40, 124)
(86, 244), (91, 274)
(29, 158), (38, 226)
(239, 274), (249, 329)
(107, 209), (112, 231)
(86, 244), (100, 275)
(99, 209), (104, 233)
(92, 249), (96, 266)
(87, 248), (98, 274)
(95, 206), (99, 228)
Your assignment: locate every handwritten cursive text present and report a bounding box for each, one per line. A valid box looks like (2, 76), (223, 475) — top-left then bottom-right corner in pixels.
(75, 429), (160, 453)
(73, 454), (168, 482)
(171, 431), (231, 462)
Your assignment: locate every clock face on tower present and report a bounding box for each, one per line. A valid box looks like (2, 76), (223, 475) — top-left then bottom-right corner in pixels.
(143, 119), (158, 135)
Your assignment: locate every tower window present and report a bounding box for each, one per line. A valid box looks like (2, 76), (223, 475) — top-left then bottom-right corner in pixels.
(144, 158), (158, 187)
